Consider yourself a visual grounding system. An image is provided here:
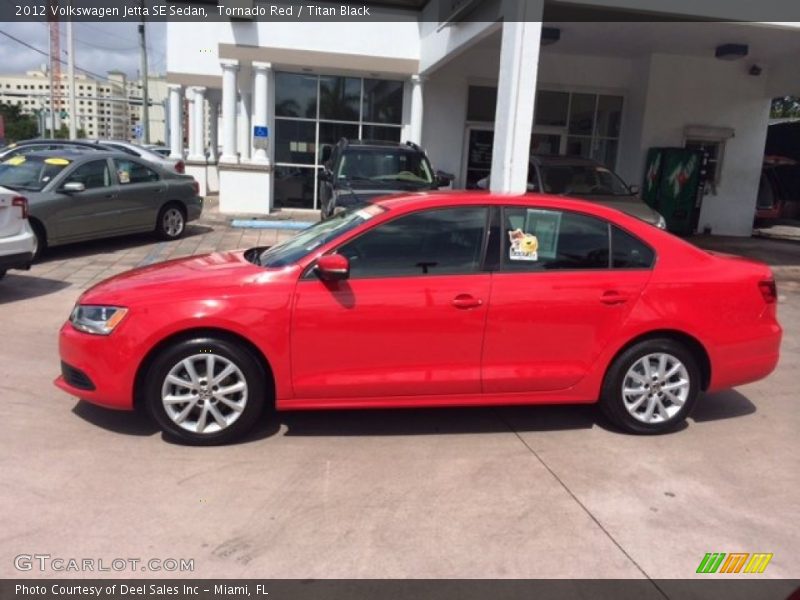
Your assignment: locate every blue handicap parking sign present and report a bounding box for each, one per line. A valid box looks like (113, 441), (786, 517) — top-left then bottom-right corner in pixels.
(253, 126), (269, 138)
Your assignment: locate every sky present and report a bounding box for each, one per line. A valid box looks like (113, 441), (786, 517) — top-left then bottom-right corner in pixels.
(0, 21), (166, 80)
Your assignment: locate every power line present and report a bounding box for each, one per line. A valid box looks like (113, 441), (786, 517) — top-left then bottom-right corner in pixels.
(0, 28), (116, 83)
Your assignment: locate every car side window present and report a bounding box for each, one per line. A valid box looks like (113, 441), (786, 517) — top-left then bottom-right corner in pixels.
(114, 159), (159, 184)
(611, 226), (655, 268)
(337, 207), (488, 278)
(64, 160), (111, 189)
(502, 207), (610, 271)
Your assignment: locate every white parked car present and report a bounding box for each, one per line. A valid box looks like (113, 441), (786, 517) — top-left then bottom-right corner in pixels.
(0, 185), (36, 279)
(89, 140), (185, 174)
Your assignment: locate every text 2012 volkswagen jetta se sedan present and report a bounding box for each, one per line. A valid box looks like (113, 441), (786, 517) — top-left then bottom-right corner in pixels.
(55, 193), (781, 444)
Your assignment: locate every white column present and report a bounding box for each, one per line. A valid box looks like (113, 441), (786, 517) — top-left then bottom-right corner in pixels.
(207, 99), (219, 163)
(188, 86), (207, 162)
(238, 90), (251, 163)
(220, 59), (239, 164)
(409, 74), (424, 145)
(251, 61), (271, 165)
(490, 1), (543, 194)
(167, 83), (183, 159)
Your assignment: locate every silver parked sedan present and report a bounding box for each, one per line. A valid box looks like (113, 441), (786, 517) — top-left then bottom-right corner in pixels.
(0, 150), (202, 258)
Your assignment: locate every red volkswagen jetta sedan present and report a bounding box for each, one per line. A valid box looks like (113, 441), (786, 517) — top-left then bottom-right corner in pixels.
(55, 193), (781, 444)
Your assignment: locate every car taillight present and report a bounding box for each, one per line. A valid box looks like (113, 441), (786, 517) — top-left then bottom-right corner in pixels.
(12, 196), (28, 219)
(759, 279), (777, 304)
(192, 180), (199, 195)
(175, 160), (185, 174)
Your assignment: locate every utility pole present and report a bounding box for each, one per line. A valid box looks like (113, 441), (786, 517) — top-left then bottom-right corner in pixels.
(138, 6), (150, 144)
(67, 8), (77, 139)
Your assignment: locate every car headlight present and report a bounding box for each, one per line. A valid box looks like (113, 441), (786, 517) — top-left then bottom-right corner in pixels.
(656, 214), (667, 230)
(69, 305), (128, 335)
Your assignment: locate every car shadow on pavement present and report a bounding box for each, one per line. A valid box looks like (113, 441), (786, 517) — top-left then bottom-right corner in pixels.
(36, 224), (214, 264)
(72, 401), (159, 437)
(690, 389), (756, 422)
(0, 273), (71, 303)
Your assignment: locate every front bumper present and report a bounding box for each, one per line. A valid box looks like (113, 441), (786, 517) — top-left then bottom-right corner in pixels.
(54, 322), (138, 410)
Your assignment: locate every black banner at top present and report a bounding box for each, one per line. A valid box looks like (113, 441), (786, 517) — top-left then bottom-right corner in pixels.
(2, 0), (800, 23)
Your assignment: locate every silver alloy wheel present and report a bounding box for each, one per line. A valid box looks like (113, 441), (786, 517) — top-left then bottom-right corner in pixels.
(162, 207), (185, 238)
(621, 352), (690, 424)
(161, 353), (248, 434)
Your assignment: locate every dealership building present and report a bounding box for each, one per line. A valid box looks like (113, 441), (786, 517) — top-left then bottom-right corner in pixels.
(165, 0), (800, 236)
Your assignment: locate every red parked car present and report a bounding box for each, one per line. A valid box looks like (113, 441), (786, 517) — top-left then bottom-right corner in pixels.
(55, 193), (781, 444)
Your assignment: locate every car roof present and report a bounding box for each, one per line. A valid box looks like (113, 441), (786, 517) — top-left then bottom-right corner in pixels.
(341, 139), (424, 152)
(12, 139), (107, 148)
(19, 149), (144, 160)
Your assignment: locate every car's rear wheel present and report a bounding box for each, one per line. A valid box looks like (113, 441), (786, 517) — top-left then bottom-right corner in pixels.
(30, 219), (46, 261)
(144, 337), (267, 445)
(600, 338), (700, 434)
(155, 203), (186, 240)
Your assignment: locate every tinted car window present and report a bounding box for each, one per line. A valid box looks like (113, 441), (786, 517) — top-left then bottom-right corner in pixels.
(339, 207), (488, 278)
(612, 226), (655, 268)
(540, 165), (630, 196)
(502, 207), (609, 271)
(65, 160), (111, 189)
(115, 159), (159, 184)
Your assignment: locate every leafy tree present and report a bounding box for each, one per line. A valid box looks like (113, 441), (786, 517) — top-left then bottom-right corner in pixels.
(771, 96), (800, 119)
(0, 102), (39, 143)
(53, 123), (87, 139)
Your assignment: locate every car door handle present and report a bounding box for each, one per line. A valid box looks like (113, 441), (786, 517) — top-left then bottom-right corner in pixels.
(452, 294), (483, 309)
(600, 291), (629, 305)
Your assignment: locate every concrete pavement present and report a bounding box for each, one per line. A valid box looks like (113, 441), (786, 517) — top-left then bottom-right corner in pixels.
(1, 208), (798, 580)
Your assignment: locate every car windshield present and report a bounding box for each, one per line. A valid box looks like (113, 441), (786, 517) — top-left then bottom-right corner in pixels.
(337, 148), (433, 186)
(540, 164), (632, 196)
(0, 155), (71, 191)
(258, 204), (387, 268)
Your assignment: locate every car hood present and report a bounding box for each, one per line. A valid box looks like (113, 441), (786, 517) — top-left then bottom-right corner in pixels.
(576, 194), (663, 225)
(80, 251), (265, 305)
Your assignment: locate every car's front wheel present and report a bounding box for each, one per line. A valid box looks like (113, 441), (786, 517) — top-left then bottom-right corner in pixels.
(144, 336), (267, 445)
(600, 338), (700, 434)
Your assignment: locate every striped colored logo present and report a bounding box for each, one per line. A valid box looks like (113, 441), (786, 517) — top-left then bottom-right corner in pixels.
(697, 552), (773, 574)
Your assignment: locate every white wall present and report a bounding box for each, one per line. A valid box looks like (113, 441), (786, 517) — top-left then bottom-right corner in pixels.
(637, 53), (771, 236)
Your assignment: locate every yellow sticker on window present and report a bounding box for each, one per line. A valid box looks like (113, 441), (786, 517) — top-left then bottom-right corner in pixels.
(508, 229), (539, 261)
(3, 155), (27, 165)
(44, 158), (71, 165)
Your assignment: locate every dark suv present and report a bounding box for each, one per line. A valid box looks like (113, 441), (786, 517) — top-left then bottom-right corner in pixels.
(319, 139), (452, 219)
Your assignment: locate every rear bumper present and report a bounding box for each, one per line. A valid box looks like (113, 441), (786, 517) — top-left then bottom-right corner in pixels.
(0, 223), (36, 270)
(187, 197), (203, 222)
(707, 321), (782, 392)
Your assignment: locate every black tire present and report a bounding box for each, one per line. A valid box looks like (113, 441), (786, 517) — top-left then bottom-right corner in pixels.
(599, 338), (700, 434)
(155, 203), (187, 241)
(30, 219), (47, 261)
(144, 336), (268, 445)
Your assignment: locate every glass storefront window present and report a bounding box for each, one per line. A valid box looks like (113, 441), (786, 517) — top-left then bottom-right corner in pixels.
(596, 95), (623, 138)
(275, 72), (406, 209)
(275, 73), (317, 119)
(535, 91), (569, 127)
(274, 166), (318, 210)
(568, 93), (596, 136)
(466, 86), (498, 122)
(363, 79), (403, 124)
(319, 76), (361, 121)
(275, 120), (316, 165)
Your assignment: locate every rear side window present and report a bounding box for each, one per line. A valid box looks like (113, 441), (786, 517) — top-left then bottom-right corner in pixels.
(114, 159), (159, 184)
(502, 207), (609, 271)
(338, 207), (488, 278)
(611, 226), (655, 268)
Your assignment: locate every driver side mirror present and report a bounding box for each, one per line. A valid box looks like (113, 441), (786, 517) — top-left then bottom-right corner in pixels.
(316, 254), (349, 281)
(628, 184), (640, 196)
(435, 170), (454, 188)
(61, 182), (86, 193)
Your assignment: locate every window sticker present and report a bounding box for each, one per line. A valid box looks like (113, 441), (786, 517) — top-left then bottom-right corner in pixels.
(524, 209), (560, 259)
(44, 157), (70, 165)
(118, 169), (130, 184)
(508, 229), (539, 261)
(3, 156), (26, 166)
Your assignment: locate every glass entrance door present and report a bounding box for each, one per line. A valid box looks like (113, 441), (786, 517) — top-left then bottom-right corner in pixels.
(464, 127), (494, 189)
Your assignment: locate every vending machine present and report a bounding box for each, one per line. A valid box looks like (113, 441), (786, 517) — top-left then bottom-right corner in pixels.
(642, 147), (708, 236)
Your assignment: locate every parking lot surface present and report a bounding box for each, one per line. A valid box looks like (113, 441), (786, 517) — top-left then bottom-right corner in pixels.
(1, 203), (799, 580)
